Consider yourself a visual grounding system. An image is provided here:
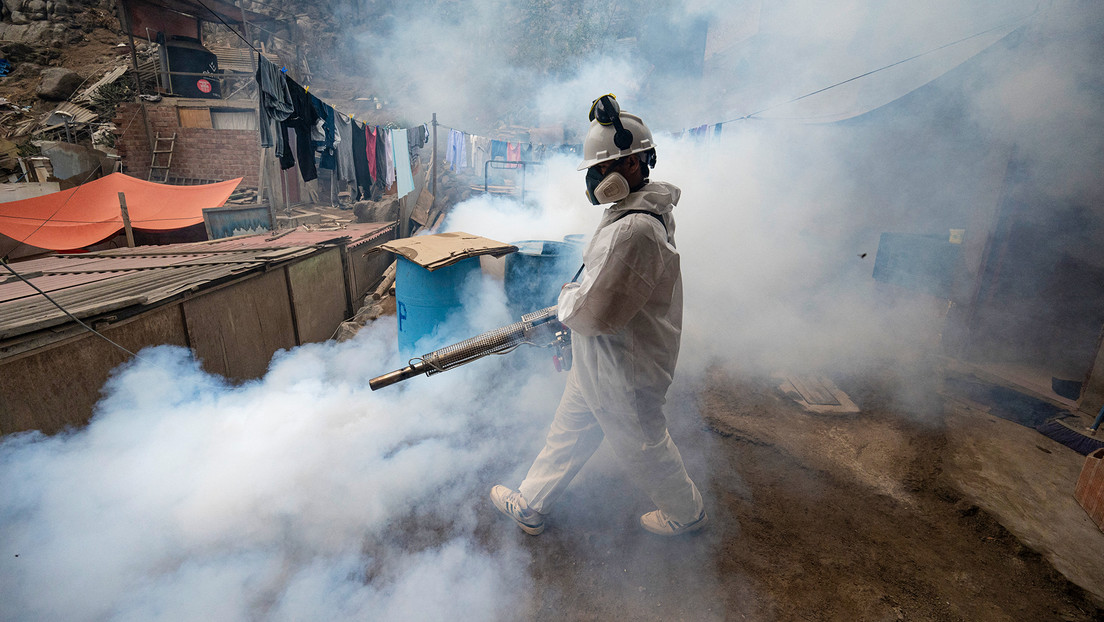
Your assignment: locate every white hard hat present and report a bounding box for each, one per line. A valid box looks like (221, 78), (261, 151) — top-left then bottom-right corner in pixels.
(576, 111), (655, 171)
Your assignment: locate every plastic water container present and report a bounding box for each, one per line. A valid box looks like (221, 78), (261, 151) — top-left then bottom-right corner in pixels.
(504, 240), (582, 315)
(395, 256), (480, 355)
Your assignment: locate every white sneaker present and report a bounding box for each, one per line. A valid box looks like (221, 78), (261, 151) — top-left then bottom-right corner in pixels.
(640, 509), (708, 536)
(490, 485), (545, 535)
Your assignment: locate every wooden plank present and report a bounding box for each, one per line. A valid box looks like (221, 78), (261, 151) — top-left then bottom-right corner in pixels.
(787, 374), (842, 406)
(178, 107), (213, 128)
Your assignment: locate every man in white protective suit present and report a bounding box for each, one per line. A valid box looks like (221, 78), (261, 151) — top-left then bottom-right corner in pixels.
(490, 94), (706, 536)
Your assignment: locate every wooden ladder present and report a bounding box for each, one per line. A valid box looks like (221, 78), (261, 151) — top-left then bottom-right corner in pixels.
(148, 132), (176, 183)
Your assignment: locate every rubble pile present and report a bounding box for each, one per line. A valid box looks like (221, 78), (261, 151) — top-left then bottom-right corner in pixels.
(226, 187), (259, 204)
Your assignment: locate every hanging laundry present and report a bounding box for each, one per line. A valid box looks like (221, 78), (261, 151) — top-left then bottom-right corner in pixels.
(520, 143), (533, 162)
(466, 133), (477, 170)
(350, 119), (371, 199)
(373, 126), (389, 198)
(408, 124), (429, 149)
(280, 76), (319, 182)
(446, 129), (466, 171)
(391, 128), (415, 199)
(335, 112), (357, 184)
(383, 128), (396, 187)
(506, 141), (521, 169)
(473, 136), (491, 174)
(310, 95), (336, 170)
(490, 139), (507, 161)
(714, 123), (723, 138)
(407, 125), (429, 167)
(365, 125), (379, 184)
(256, 55), (293, 154)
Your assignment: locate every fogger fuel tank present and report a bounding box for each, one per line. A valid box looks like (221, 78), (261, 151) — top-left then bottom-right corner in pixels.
(504, 238), (582, 316)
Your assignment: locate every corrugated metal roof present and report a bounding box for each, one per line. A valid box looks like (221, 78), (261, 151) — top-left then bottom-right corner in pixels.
(0, 248), (315, 339)
(42, 102), (100, 130)
(73, 66), (129, 105)
(99, 222), (395, 255)
(0, 224), (393, 342)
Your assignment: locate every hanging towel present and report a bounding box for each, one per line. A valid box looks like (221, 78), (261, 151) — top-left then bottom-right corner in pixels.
(366, 125), (379, 183)
(392, 128), (415, 198)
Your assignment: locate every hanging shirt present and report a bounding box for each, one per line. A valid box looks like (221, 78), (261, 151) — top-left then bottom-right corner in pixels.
(507, 141), (521, 169)
(311, 95), (336, 170)
(446, 129), (466, 171)
(408, 124), (428, 167)
(281, 77), (319, 181)
(473, 136), (491, 174)
(490, 139), (507, 161)
(255, 55), (293, 153)
(335, 112), (357, 183)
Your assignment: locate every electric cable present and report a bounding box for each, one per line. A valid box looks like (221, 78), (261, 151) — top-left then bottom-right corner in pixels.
(0, 259), (139, 358)
(717, 10), (1038, 126)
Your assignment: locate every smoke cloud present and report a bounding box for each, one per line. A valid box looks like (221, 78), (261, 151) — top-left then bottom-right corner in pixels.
(4, 0), (1104, 618)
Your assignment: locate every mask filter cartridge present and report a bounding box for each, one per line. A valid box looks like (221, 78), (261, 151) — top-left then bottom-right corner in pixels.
(585, 169), (631, 205)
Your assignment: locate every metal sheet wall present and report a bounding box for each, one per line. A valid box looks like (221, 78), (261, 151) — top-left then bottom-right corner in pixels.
(182, 269), (296, 381)
(286, 247), (347, 345)
(0, 305), (189, 435)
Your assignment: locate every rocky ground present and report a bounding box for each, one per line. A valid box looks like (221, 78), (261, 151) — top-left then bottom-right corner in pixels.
(473, 363), (1104, 621)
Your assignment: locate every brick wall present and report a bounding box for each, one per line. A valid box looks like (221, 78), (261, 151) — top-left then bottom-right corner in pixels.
(114, 102), (260, 188)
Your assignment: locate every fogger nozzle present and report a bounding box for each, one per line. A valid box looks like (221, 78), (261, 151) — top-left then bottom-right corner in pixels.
(369, 306), (570, 390)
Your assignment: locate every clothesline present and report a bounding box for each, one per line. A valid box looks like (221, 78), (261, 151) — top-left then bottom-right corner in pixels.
(256, 54), (425, 202)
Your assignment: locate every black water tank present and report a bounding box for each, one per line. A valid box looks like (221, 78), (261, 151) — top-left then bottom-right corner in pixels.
(165, 39), (221, 98)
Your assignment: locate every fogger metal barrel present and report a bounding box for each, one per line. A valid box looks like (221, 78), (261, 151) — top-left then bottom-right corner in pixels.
(369, 306), (568, 391)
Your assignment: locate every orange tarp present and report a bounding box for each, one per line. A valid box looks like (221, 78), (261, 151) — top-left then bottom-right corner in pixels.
(0, 173), (241, 250)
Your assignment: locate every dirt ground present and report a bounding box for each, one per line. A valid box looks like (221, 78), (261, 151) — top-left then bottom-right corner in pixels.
(478, 361), (1104, 621)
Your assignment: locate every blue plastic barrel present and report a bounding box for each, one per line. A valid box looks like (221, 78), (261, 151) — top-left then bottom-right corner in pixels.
(504, 240), (583, 316)
(396, 256), (480, 355)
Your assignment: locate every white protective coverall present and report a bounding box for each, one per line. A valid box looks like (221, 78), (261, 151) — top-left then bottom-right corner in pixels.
(517, 181), (705, 524)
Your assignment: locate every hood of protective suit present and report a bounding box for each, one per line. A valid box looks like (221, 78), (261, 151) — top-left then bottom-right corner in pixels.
(603, 181), (680, 239)
(557, 180), (683, 413)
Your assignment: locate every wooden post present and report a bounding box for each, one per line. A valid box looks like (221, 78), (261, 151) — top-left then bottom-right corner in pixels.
(431, 113), (438, 210)
(118, 192), (135, 248)
(115, 0), (155, 151)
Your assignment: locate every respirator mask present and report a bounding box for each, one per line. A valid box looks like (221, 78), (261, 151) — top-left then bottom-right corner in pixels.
(585, 166), (631, 205)
(584, 94), (635, 205)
